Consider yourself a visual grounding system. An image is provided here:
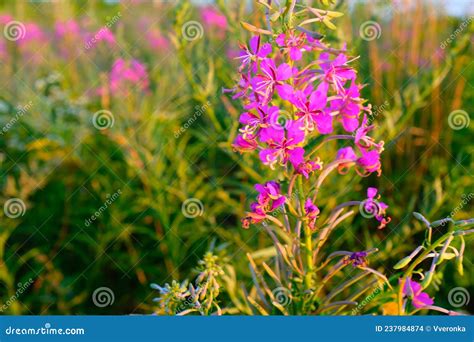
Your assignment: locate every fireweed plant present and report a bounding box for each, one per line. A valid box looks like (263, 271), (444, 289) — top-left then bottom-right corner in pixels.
(152, 2), (473, 315)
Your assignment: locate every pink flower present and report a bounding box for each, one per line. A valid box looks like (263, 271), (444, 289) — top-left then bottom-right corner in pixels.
(403, 279), (434, 309)
(336, 146), (358, 174)
(255, 58), (294, 103)
(364, 187), (391, 229)
(201, 7), (227, 31)
(296, 158), (323, 179)
(145, 29), (170, 51)
(304, 198), (320, 230)
(232, 134), (258, 153)
(242, 181), (286, 228)
(17, 22), (46, 47)
(275, 31), (308, 61)
(86, 27), (116, 49)
(108, 58), (150, 95)
(259, 120), (305, 168)
(237, 36), (272, 72)
(319, 53), (356, 94)
(238, 105), (279, 138)
(330, 81), (364, 132)
(255, 181), (286, 210)
(55, 20), (81, 39)
(354, 115), (384, 153)
(291, 82), (329, 133)
(357, 150), (381, 176)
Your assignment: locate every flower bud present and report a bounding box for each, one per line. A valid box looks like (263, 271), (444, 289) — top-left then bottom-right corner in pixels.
(393, 256), (412, 269)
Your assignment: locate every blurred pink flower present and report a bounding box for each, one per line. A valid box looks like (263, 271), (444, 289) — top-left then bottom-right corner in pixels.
(85, 27), (116, 50)
(55, 20), (81, 39)
(200, 6), (227, 31)
(145, 29), (169, 51)
(107, 58), (150, 96)
(17, 22), (47, 47)
(0, 14), (13, 24)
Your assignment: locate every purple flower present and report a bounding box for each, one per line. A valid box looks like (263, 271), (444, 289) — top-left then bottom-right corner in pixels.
(320, 53), (356, 94)
(108, 58), (150, 95)
(330, 82), (363, 132)
(336, 146), (358, 174)
(344, 251), (368, 267)
(275, 31), (308, 61)
(354, 115), (384, 153)
(237, 36), (272, 72)
(295, 158), (323, 179)
(232, 134), (258, 153)
(255, 181), (286, 210)
(291, 82), (331, 133)
(403, 279), (434, 309)
(239, 105), (279, 138)
(357, 150), (382, 176)
(364, 187), (390, 229)
(242, 202), (267, 228)
(201, 6), (228, 31)
(242, 181), (286, 228)
(304, 198), (320, 230)
(55, 20), (81, 39)
(259, 120), (305, 168)
(255, 58), (294, 103)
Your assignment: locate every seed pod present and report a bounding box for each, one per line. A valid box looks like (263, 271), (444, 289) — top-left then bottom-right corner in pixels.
(393, 256), (412, 269)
